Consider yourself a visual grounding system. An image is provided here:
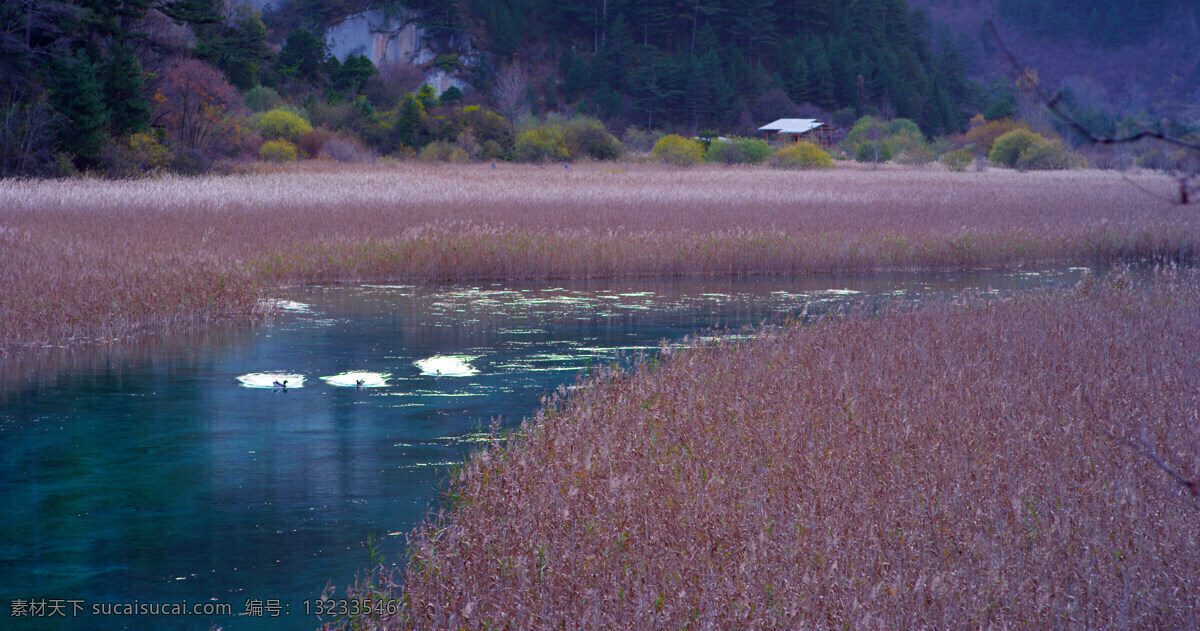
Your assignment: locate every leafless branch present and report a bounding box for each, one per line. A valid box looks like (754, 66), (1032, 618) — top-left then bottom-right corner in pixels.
(493, 60), (528, 122)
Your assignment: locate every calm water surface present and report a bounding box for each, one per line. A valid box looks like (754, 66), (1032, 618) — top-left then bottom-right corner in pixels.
(1, 269), (1094, 630)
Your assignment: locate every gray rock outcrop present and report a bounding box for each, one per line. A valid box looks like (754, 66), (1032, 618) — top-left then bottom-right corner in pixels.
(325, 8), (474, 95)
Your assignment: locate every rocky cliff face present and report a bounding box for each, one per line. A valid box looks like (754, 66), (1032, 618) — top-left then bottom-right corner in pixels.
(324, 8), (475, 95)
(223, 1), (475, 95)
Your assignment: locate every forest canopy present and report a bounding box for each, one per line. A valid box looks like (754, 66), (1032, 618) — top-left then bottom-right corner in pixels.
(1, 0), (984, 176)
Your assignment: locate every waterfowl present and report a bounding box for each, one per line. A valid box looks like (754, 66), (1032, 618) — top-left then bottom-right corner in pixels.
(355, 379), (365, 388)
(273, 379), (288, 389)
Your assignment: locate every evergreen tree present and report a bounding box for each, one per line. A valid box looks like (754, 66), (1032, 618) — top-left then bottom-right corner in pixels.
(394, 93), (427, 148)
(807, 45), (836, 111)
(49, 50), (108, 165)
(686, 47), (722, 128)
(278, 28), (329, 81)
(332, 55), (377, 94)
(195, 9), (271, 91)
(158, 0), (222, 27)
(559, 49), (590, 102)
(784, 54), (810, 105)
(101, 42), (149, 137)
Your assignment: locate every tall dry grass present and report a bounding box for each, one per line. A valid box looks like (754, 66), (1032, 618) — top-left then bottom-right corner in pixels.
(383, 271), (1200, 629)
(2, 163), (1196, 353)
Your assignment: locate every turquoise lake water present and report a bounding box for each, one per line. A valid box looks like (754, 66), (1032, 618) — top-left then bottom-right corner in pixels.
(0, 269), (1095, 630)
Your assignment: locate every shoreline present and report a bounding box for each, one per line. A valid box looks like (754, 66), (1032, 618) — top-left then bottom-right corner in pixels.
(386, 271), (1200, 628)
(2, 163), (1193, 356)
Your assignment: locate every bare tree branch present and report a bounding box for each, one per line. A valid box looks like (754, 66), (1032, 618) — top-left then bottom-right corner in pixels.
(493, 60), (529, 122)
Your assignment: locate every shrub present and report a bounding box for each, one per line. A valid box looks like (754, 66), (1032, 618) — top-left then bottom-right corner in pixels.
(984, 128), (1083, 172)
(706, 137), (771, 165)
(563, 117), (622, 160)
(651, 134), (704, 166)
(888, 118), (922, 137)
(433, 54), (461, 73)
(888, 121), (932, 165)
(855, 139), (893, 163)
(1015, 138), (1074, 171)
(941, 149), (973, 172)
(258, 139), (297, 162)
(128, 131), (171, 170)
(462, 106), (514, 156)
(296, 128), (330, 159)
(705, 139), (744, 164)
(962, 119), (1029, 157)
(236, 127), (263, 160)
(513, 126), (568, 162)
(100, 131), (173, 178)
(480, 139), (504, 160)
(738, 137), (771, 164)
(984, 99), (1014, 121)
(770, 141), (834, 169)
(257, 108), (313, 143)
(170, 149), (212, 174)
(1086, 146), (1135, 171)
(320, 135), (375, 163)
(243, 86), (282, 112)
(989, 129), (1042, 167)
(622, 126), (663, 153)
(845, 116), (900, 164)
(844, 116), (888, 150)
(309, 99), (357, 132)
(1136, 147), (1194, 172)
(418, 141), (470, 163)
(896, 144), (936, 165)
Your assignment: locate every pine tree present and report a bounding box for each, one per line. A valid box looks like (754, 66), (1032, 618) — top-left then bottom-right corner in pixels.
(807, 44), (836, 111)
(159, 0), (222, 27)
(102, 42), (149, 137)
(394, 93), (427, 148)
(196, 10), (271, 91)
(787, 56), (811, 105)
(686, 47), (722, 127)
(278, 28), (328, 81)
(50, 50), (108, 165)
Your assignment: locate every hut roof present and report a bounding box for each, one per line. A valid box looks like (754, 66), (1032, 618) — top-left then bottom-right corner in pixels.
(758, 118), (824, 134)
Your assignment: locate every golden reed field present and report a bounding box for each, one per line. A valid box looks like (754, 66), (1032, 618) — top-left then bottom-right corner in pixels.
(379, 272), (1200, 629)
(3, 164), (1198, 627)
(0, 162), (1193, 354)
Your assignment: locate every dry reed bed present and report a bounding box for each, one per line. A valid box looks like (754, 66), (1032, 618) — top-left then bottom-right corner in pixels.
(391, 273), (1200, 629)
(1, 163), (1194, 352)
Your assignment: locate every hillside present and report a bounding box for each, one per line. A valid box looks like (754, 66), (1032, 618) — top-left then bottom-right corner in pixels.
(264, 0), (977, 136)
(911, 0), (1200, 119)
(19, 0), (1197, 178)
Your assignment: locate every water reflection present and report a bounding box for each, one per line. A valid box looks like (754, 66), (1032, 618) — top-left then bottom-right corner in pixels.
(0, 268), (1098, 630)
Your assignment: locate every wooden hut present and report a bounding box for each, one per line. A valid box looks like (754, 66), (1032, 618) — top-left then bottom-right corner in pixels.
(759, 118), (835, 147)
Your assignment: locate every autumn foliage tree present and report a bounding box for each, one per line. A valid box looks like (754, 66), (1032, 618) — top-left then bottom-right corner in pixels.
(153, 59), (241, 164)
